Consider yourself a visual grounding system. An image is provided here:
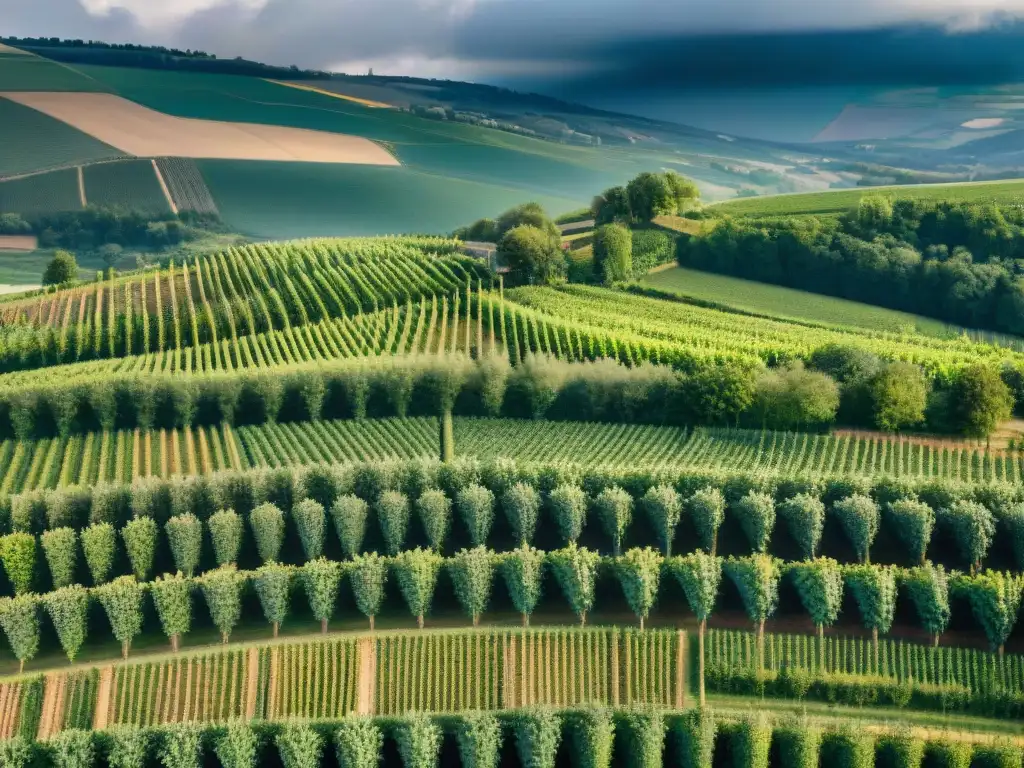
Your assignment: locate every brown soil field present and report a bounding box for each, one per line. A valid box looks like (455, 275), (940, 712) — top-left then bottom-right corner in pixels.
(0, 235), (37, 251)
(0, 44), (29, 55)
(2, 92), (400, 166)
(269, 80), (394, 108)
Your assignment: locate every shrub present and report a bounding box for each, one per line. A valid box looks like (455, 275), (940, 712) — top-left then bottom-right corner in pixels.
(619, 709), (666, 768)
(250, 503), (285, 563)
(0, 594), (40, 672)
(377, 491), (411, 556)
(253, 562), (292, 637)
(106, 725), (150, 768)
(214, 721), (259, 768)
(302, 557), (342, 632)
(455, 712), (502, 768)
(734, 491), (776, 554)
(48, 729), (94, 768)
(121, 517), (157, 581)
(395, 713), (443, 768)
(416, 489), (451, 551)
(566, 707), (613, 768)
(332, 495), (369, 557)
(350, 553), (388, 629)
(165, 514), (202, 577)
(731, 713), (771, 768)
(778, 494), (826, 559)
(94, 576), (144, 658)
(512, 709), (562, 768)
(449, 546), (495, 625)
(774, 721), (820, 768)
(594, 485), (632, 556)
(41, 527), (78, 589)
(832, 494), (880, 563)
(207, 509), (243, 566)
(940, 500), (996, 572)
(293, 498), (327, 560)
(81, 523), (116, 585)
(275, 724), (322, 768)
(334, 718), (383, 768)
(159, 723), (203, 768)
(457, 484), (495, 547)
(150, 572), (192, 651)
(503, 482), (542, 547)
(42, 585), (89, 662)
(673, 708), (715, 768)
(688, 487), (725, 555)
(200, 566), (245, 643)
(0, 533), (35, 595)
(393, 547), (442, 628)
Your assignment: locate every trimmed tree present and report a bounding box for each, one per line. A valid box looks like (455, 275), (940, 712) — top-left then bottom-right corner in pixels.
(254, 562), (292, 637)
(877, 729), (924, 768)
(42, 585), (89, 662)
(449, 546), (495, 626)
(334, 717), (383, 768)
(200, 565), (245, 643)
(250, 503), (285, 563)
(165, 514), (202, 577)
(592, 223), (633, 284)
(642, 485), (682, 556)
(81, 523), (116, 585)
(350, 552), (388, 630)
(159, 723), (203, 768)
(457, 484), (495, 547)
(620, 709), (666, 768)
(376, 491), (411, 556)
(276, 723), (323, 768)
(293, 499), (327, 560)
(121, 517), (157, 581)
(616, 548), (662, 630)
(778, 494), (825, 559)
(732, 714), (772, 768)
(416, 490), (452, 552)
(723, 554), (781, 667)
(886, 499), (935, 566)
(956, 570), (1024, 657)
(500, 544), (545, 626)
(393, 548), (442, 629)
(734, 492), (776, 554)
(925, 740), (972, 768)
(902, 563), (951, 647)
(94, 575), (144, 658)
(301, 557), (342, 633)
(548, 484), (588, 545)
(548, 543), (601, 626)
(688, 487), (726, 555)
(594, 486), (633, 557)
(214, 721), (259, 768)
(1004, 502), (1024, 571)
(207, 509), (243, 566)
(503, 482), (542, 547)
(940, 501), (996, 573)
(673, 708), (715, 768)
(845, 564), (898, 667)
(512, 709), (562, 768)
(48, 729), (94, 768)
(332, 495), (369, 558)
(150, 572), (192, 651)
(788, 558), (844, 665)
(0, 594), (40, 672)
(107, 725), (151, 768)
(41, 527), (78, 589)
(832, 494), (880, 564)
(395, 713), (443, 768)
(775, 720), (821, 768)
(455, 711), (502, 768)
(566, 706), (613, 768)
(0, 533), (35, 595)
(668, 552), (721, 704)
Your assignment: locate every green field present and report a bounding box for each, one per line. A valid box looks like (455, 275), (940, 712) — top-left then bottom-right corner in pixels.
(712, 178), (1024, 216)
(0, 168), (81, 215)
(0, 51), (109, 92)
(641, 265), (952, 336)
(0, 98), (124, 178)
(82, 159), (170, 215)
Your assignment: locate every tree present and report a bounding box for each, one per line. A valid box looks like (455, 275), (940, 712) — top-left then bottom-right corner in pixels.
(95, 575), (144, 658)
(734, 491), (776, 554)
(250, 503), (285, 563)
(99, 243), (123, 275)
(940, 500), (996, 573)
(664, 171), (700, 211)
(416, 490), (451, 551)
(548, 484), (588, 545)
(808, 344), (881, 384)
(121, 517), (157, 581)
(498, 225), (564, 286)
(668, 552), (721, 704)
(732, 714), (771, 768)
(455, 712), (502, 768)
(868, 362), (928, 431)
(788, 558), (843, 665)
(845, 564), (898, 666)
(778, 494), (825, 559)
(592, 224), (633, 284)
(393, 548), (442, 628)
(548, 543), (601, 626)
(723, 554), (780, 666)
(107, 725), (151, 768)
(503, 482), (542, 547)
(301, 557), (342, 633)
(160, 723), (203, 768)
(165, 514), (202, 577)
(449, 546), (495, 626)
(832, 494), (880, 564)
(688, 487), (725, 556)
(642, 485), (682, 556)
(376, 490), (411, 556)
(950, 365), (1013, 440)
(565, 706), (613, 768)
(48, 729), (94, 768)
(627, 172), (675, 222)
(774, 720), (820, 768)
(0, 594), (40, 672)
(200, 565), (245, 643)
(332, 495), (369, 558)
(956, 570), (1023, 657)
(512, 709), (562, 768)
(616, 548), (662, 630)
(753, 363), (839, 431)
(41, 527), (78, 589)
(292, 499), (326, 560)
(276, 723), (323, 768)
(673, 708), (716, 768)
(207, 509), (242, 566)
(594, 485), (632, 556)
(43, 250), (78, 287)
(214, 721), (259, 768)
(334, 717), (383, 768)
(395, 713), (442, 768)
(0, 533), (35, 595)
(350, 553), (388, 629)
(81, 523), (116, 585)
(1005, 502), (1024, 571)
(620, 709), (666, 768)
(0, 735), (31, 768)
(902, 564), (951, 647)
(254, 562), (292, 637)
(500, 544), (545, 626)
(150, 572), (192, 651)
(592, 186), (631, 225)
(887, 499), (935, 565)
(42, 585), (89, 662)
(496, 202), (560, 241)
(457, 484), (496, 547)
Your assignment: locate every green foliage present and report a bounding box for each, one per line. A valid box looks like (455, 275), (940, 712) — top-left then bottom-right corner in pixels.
(668, 551), (721, 622)
(825, 727), (875, 768)
(42, 584), (89, 661)
(165, 514), (202, 577)
(81, 523), (116, 585)
(416, 489), (451, 551)
(940, 500), (996, 572)
(832, 494), (880, 563)
(594, 485), (632, 556)
(253, 562), (292, 634)
(548, 543), (601, 625)
(0, 533), (35, 595)
(334, 718), (383, 768)
(293, 498), (327, 560)
(199, 565), (245, 643)
(925, 740), (972, 768)
(886, 499), (935, 565)
(498, 225), (564, 286)
(250, 503), (285, 564)
(395, 713), (443, 768)
(971, 742), (1022, 768)
(616, 548), (662, 628)
(513, 709), (562, 768)
(159, 724), (203, 768)
(753, 363), (839, 431)
(349, 552), (388, 626)
(878, 729), (924, 768)
(592, 224), (633, 284)
(332, 495), (369, 558)
(214, 721), (259, 768)
(901, 564), (951, 640)
(94, 575), (144, 657)
(593, 186), (631, 226)
(548, 484), (588, 545)
(788, 557), (844, 630)
(688, 487), (725, 555)
(1005, 502), (1024, 570)
(207, 509), (243, 566)
(106, 726), (151, 768)
(41, 527), (78, 588)
(951, 365), (1013, 438)
(956, 570), (1024, 652)
(503, 482), (542, 547)
(301, 557), (342, 629)
(48, 729), (95, 768)
(376, 490), (411, 556)
(774, 721), (821, 768)
(121, 517), (157, 581)
(276, 723), (323, 768)
(499, 544), (545, 624)
(778, 494), (826, 559)
(869, 362), (929, 431)
(734, 491), (776, 554)
(150, 572), (192, 645)
(620, 709), (666, 768)
(724, 554), (781, 628)
(845, 564), (898, 634)
(43, 250), (78, 287)
(456, 483), (496, 547)
(627, 172), (676, 222)
(449, 546), (495, 625)
(455, 712), (502, 768)
(732, 714), (771, 768)
(642, 484), (682, 556)
(673, 708), (715, 768)
(393, 547), (442, 627)
(0, 735), (30, 768)
(0, 594), (39, 667)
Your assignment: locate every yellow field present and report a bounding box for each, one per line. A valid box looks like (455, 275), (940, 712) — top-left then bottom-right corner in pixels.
(266, 79), (394, 109)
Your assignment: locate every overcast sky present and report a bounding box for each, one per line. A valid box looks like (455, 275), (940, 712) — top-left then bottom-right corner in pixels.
(4, 0), (1024, 88)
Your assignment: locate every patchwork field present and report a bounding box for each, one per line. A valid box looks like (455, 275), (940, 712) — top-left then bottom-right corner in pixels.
(0, 237), (36, 252)
(0, 51), (108, 92)
(0, 168), (82, 215)
(82, 159), (171, 215)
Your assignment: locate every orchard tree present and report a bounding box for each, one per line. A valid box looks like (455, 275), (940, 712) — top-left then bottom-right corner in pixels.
(150, 572), (193, 651)
(901, 564), (950, 646)
(395, 713), (442, 768)
(302, 558), (342, 633)
(350, 553), (388, 630)
(449, 546), (495, 626)
(778, 494), (825, 559)
(293, 499), (327, 560)
(0, 533), (35, 595)
(42, 585), (89, 662)
(334, 717), (384, 768)
(332, 495), (369, 558)
(592, 224), (633, 284)
(594, 486), (633, 556)
(214, 721), (259, 768)
(95, 576), (144, 658)
(734, 491), (776, 554)
(667, 551), (721, 704)
(512, 709), (562, 768)
(642, 485), (682, 556)
(121, 517), (157, 581)
(254, 562), (293, 637)
(616, 548), (662, 630)
(832, 494), (880, 563)
(376, 491), (411, 556)
(565, 706), (613, 768)
(200, 565), (245, 644)
(455, 712), (502, 768)
(500, 545), (545, 626)
(165, 514), (202, 577)
(503, 482), (542, 547)
(548, 544), (601, 626)
(416, 490), (452, 552)
(548, 484), (588, 545)
(955, 570), (1023, 657)
(886, 499), (935, 565)
(845, 564), (898, 666)
(723, 554), (780, 666)
(0, 594), (40, 672)
(688, 487), (725, 556)
(81, 523), (116, 585)
(940, 501), (996, 573)
(457, 484), (496, 548)
(207, 510), (243, 567)
(41, 527), (78, 589)
(250, 503), (285, 563)
(393, 548), (442, 629)
(788, 558), (843, 664)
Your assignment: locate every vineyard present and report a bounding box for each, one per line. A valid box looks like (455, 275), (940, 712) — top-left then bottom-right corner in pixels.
(155, 158), (218, 215)
(81, 160), (172, 216)
(0, 169), (82, 216)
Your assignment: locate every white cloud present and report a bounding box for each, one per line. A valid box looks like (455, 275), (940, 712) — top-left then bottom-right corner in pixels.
(78, 0), (268, 27)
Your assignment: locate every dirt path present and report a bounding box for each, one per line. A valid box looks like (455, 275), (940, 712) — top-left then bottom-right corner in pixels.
(151, 159), (178, 215)
(356, 638), (376, 715)
(77, 165), (86, 207)
(35, 674), (59, 741)
(244, 649), (259, 719)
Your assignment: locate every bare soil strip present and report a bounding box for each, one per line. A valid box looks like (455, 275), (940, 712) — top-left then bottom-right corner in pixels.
(36, 674), (58, 741)
(151, 159), (178, 215)
(2, 92), (400, 166)
(0, 44), (29, 55)
(0, 235), (37, 252)
(267, 79), (394, 108)
(77, 165), (86, 207)
(93, 667), (113, 730)
(356, 638), (376, 715)
(244, 649), (259, 719)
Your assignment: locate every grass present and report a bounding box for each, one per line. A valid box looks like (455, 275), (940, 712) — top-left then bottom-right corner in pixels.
(639, 265), (955, 336)
(652, 214), (707, 235)
(711, 178), (1024, 217)
(0, 168), (82, 216)
(83, 159), (172, 216)
(0, 251), (105, 286)
(0, 52), (110, 92)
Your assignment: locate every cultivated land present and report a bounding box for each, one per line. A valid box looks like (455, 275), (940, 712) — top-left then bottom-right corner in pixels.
(0, 237), (37, 253)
